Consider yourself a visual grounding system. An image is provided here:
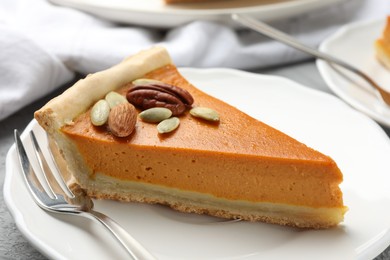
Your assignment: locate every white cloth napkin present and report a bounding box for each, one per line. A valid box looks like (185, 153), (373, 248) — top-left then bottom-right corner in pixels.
(0, 0), (389, 121)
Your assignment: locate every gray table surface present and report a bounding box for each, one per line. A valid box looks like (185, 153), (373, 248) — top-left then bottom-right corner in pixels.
(1, 60), (389, 260)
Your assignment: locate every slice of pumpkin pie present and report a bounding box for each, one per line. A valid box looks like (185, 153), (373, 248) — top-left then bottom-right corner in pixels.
(34, 46), (347, 229)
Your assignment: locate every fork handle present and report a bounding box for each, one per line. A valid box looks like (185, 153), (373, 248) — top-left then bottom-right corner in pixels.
(86, 210), (157, 260)
(231, 14), (383, 95)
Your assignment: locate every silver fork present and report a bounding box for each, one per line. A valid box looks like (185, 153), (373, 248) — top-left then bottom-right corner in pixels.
(231, 14), (390, 106)
(14, 129), (156, 260)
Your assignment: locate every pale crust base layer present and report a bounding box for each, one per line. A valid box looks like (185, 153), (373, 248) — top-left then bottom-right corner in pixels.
(74, 172), (345, 229)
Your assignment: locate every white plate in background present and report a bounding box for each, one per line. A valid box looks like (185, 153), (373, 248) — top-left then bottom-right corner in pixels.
(48, 0), (346, 28)
(4, 68), (390, 259)
(317, 18), (390, 127)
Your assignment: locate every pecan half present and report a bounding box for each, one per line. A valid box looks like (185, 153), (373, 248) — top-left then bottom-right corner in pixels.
(127, 89), (186, 116)
(126, 80), (194, 116)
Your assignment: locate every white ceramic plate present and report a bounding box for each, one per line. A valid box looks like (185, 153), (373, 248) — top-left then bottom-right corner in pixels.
(48, 0), (345, 28)
(317, 18), (390, 128)
(4, 68), (390, 260)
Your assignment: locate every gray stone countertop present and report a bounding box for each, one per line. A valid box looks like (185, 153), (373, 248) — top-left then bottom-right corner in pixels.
(1, 61), (389, 259)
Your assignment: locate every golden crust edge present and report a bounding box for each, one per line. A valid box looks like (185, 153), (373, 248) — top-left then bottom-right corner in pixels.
(34, 46), (172, 134)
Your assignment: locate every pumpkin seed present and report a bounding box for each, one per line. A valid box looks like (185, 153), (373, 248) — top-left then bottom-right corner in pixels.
(90, 99), (110, 126)
(132, 78), (163, 86)
(105, 91), (127, 108)
(139, 107), (172, 123)
(190, 107), (219, 122)
(157, 117), (180, 134)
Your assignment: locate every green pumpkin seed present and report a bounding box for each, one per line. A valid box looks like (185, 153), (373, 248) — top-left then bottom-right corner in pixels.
(90, 99), (110, 126)
(105, 91), (127, 108)
(190, 107), (219, 122)
(157, 117), (180, 134)
(139, 107), (172, 123)
(132, 78), (164, 86)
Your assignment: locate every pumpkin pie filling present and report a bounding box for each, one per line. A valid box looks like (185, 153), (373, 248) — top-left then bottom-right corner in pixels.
(36, 47), (347, 229)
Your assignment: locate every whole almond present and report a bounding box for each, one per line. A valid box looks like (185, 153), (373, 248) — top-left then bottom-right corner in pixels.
(108, 102), (137, 137)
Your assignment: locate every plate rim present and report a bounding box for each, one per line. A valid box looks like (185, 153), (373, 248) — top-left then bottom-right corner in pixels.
(47, 0), (347, 27)
(316, 17), (390, 127)
(49, 0), (343, 14)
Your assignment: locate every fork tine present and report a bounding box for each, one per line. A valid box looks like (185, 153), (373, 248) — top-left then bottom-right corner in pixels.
(14, 129), (54, 208)
(15, 130), (156, 259)
(44, 133), (75, 198)
(29, 131), (57, 199)
(29, 131), (75, 199)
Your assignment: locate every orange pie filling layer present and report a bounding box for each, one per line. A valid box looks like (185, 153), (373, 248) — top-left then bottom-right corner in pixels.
(59, 64), (347, 228)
